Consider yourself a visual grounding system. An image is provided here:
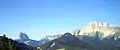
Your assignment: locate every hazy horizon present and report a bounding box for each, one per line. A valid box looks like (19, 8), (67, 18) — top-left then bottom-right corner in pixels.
(0, 0), (120, 40)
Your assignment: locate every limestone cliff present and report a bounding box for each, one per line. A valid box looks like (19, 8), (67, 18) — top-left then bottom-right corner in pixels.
(74, 22), (120, 38)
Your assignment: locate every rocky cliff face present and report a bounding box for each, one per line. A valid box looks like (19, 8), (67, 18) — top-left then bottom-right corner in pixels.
(74, 22), (120, 38)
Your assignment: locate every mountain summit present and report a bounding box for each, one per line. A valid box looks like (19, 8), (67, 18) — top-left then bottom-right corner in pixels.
(74, 22), (120, 38)
(19, 32), (29, 41)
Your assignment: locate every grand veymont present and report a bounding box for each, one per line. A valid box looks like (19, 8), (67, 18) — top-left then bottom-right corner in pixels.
(74, 22), (120, 38)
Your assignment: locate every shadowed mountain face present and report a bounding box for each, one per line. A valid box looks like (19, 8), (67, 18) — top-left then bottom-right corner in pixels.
(57, 33), (86, 46)
(0, 35), (35, 50)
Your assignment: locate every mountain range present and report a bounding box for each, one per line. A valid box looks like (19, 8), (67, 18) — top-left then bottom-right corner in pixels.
(1, 22), (120, 50)
(15, 32), (62, 47)
(39, 22), (120, 50)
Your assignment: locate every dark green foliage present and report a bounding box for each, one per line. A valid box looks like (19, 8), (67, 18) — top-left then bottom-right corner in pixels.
(0, 35), (35, 50)
(0, 35), (9, 50)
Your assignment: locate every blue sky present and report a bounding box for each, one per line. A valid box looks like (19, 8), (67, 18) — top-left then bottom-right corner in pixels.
(0, 0), (120, 40)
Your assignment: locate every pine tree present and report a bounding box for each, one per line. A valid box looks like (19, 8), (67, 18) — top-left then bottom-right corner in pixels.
(3, 34), (6, 38)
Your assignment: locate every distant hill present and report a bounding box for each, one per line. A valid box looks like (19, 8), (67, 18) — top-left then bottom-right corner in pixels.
(0, 34), (35, 50)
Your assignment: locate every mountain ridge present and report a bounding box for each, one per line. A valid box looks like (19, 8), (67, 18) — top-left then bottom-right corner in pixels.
(15, 32), (62, 47)
(74, 22), (120, 38)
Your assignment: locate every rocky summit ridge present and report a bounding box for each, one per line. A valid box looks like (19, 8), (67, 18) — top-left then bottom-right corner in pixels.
(74, 22), (120, 38)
